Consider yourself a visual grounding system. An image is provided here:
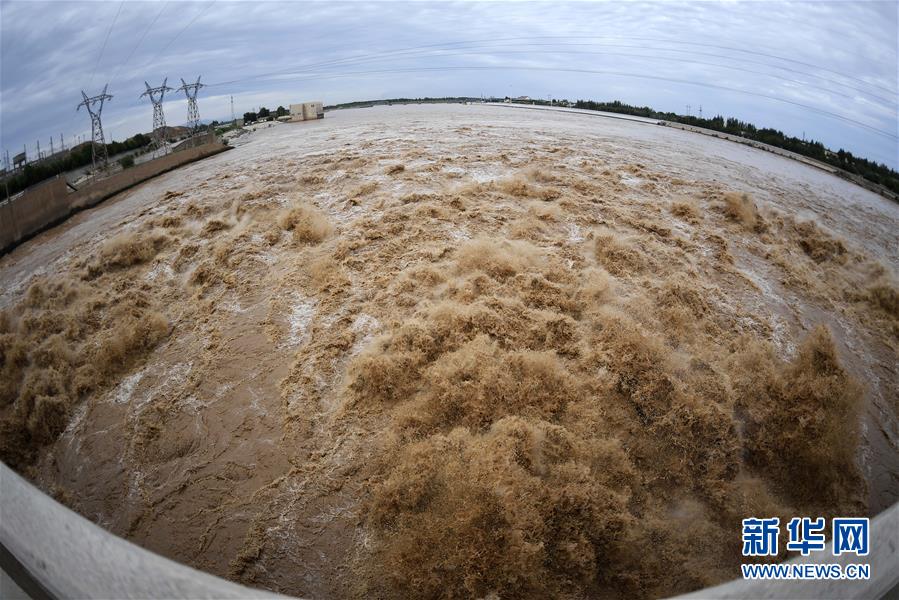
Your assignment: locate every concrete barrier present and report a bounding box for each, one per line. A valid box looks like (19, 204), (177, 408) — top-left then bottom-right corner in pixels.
(0, 463), (288, 599)
(2, 459), (896, 599)
(0, 178), (70, 254)
(673, 505), (899, 599)
(69, 140), (230, 211)
(0, 139), (231, 255)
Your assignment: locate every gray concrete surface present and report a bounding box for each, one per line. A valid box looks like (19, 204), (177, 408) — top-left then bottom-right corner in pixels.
(0, 178), (70, 255)
(674, 503), (899, 599)
(4, 454), (896, 599)
(0, 463), (288, 600)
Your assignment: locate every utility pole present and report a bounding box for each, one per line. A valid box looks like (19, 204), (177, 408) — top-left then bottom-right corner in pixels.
(230, 95), (235, 125)
(699, 105), (703, 119)
(36, 140), (41, 160)
(50, 137), (54, 156)
(60, 133), (65, 152)
(77, 83), (114, 173)
(140, 78), (173, 153)
(2, 149), (8, 199)
(177, 76), (205, 134)
(686, 104), (691, 117)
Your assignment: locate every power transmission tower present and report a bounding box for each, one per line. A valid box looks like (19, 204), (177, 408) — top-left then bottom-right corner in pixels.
(140, 78), (173, 152)
(177, 76), (205, 134)
(77, 84), (113, 173)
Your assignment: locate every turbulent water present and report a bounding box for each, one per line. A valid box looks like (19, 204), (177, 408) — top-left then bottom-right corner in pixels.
(1, 104), (897, 598)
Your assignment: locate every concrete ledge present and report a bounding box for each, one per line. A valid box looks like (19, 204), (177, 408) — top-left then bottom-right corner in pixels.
(0, 463), (289, 600)
(2, 460), (896, 599)
(673, 503), (899, 599)
(0, 178), (70, 254)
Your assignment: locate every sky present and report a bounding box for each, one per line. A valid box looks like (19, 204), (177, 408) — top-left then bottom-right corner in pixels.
(1, 1), (897, 168)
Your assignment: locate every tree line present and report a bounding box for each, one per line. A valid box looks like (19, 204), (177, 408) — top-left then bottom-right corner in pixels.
(326, 97), (480, 110)
(242, 106), (289, 123)
(571, 99), (899, 195)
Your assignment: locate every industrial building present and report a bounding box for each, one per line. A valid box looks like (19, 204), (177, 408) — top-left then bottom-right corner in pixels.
(288, 101), (324, 122)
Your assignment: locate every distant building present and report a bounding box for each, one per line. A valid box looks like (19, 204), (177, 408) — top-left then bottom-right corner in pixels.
(289, 101), (324, 122)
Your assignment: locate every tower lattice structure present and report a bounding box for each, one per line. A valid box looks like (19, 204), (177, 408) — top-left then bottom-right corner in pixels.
(177, 76), (206, 134)
(140, 79), (173, 151)
(76, 84), (113, 173)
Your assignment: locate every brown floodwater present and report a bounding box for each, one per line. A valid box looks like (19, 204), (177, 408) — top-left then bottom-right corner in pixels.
(1, 104), (897, 599)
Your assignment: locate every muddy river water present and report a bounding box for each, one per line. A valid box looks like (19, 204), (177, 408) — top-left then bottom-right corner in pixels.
(1, 104), (896, 598)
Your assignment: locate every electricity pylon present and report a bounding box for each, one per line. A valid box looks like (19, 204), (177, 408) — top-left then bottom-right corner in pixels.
(140, 78), (173, 151)
(177, 76), (205, 134)
(76, 84), (113, 172)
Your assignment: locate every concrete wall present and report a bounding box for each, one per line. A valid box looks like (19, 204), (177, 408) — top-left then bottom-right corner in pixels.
(289, 101), (324, 122)
(0, 177), (70, 254)
(302, 102), (323, 120)
(1, 463), (288, 600)
(171, 132), (217, 153)
(0, 139), (231, 255)
(2, 458), (897, 599)
(69, 140), (228, 212)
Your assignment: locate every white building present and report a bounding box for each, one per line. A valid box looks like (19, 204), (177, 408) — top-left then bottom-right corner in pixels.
(289, 102), (324, 122)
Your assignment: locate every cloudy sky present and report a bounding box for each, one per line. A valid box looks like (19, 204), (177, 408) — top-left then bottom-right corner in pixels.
(1, 1), (897, 168)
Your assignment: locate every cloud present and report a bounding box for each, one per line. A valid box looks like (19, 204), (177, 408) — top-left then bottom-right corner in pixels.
(1, 1), (896, 166)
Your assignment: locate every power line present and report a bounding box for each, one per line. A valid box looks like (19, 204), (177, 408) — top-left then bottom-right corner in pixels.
(76, 84), (113, 172)
(140, 79), (174, 152)
(277, 47), (892, 106)
(435, 44), (897, 105)
(208, 39), (895, 106)
(216, 34), (894, 98)
(177, 76), (206, 133)
(202, 40), (895, 139)
(146, 0), (215, 67)
(618, 34), (897, 96)
(88, 1), (124, 88)
(109, 1), (169, 88)
(63, 0), (122, 147)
